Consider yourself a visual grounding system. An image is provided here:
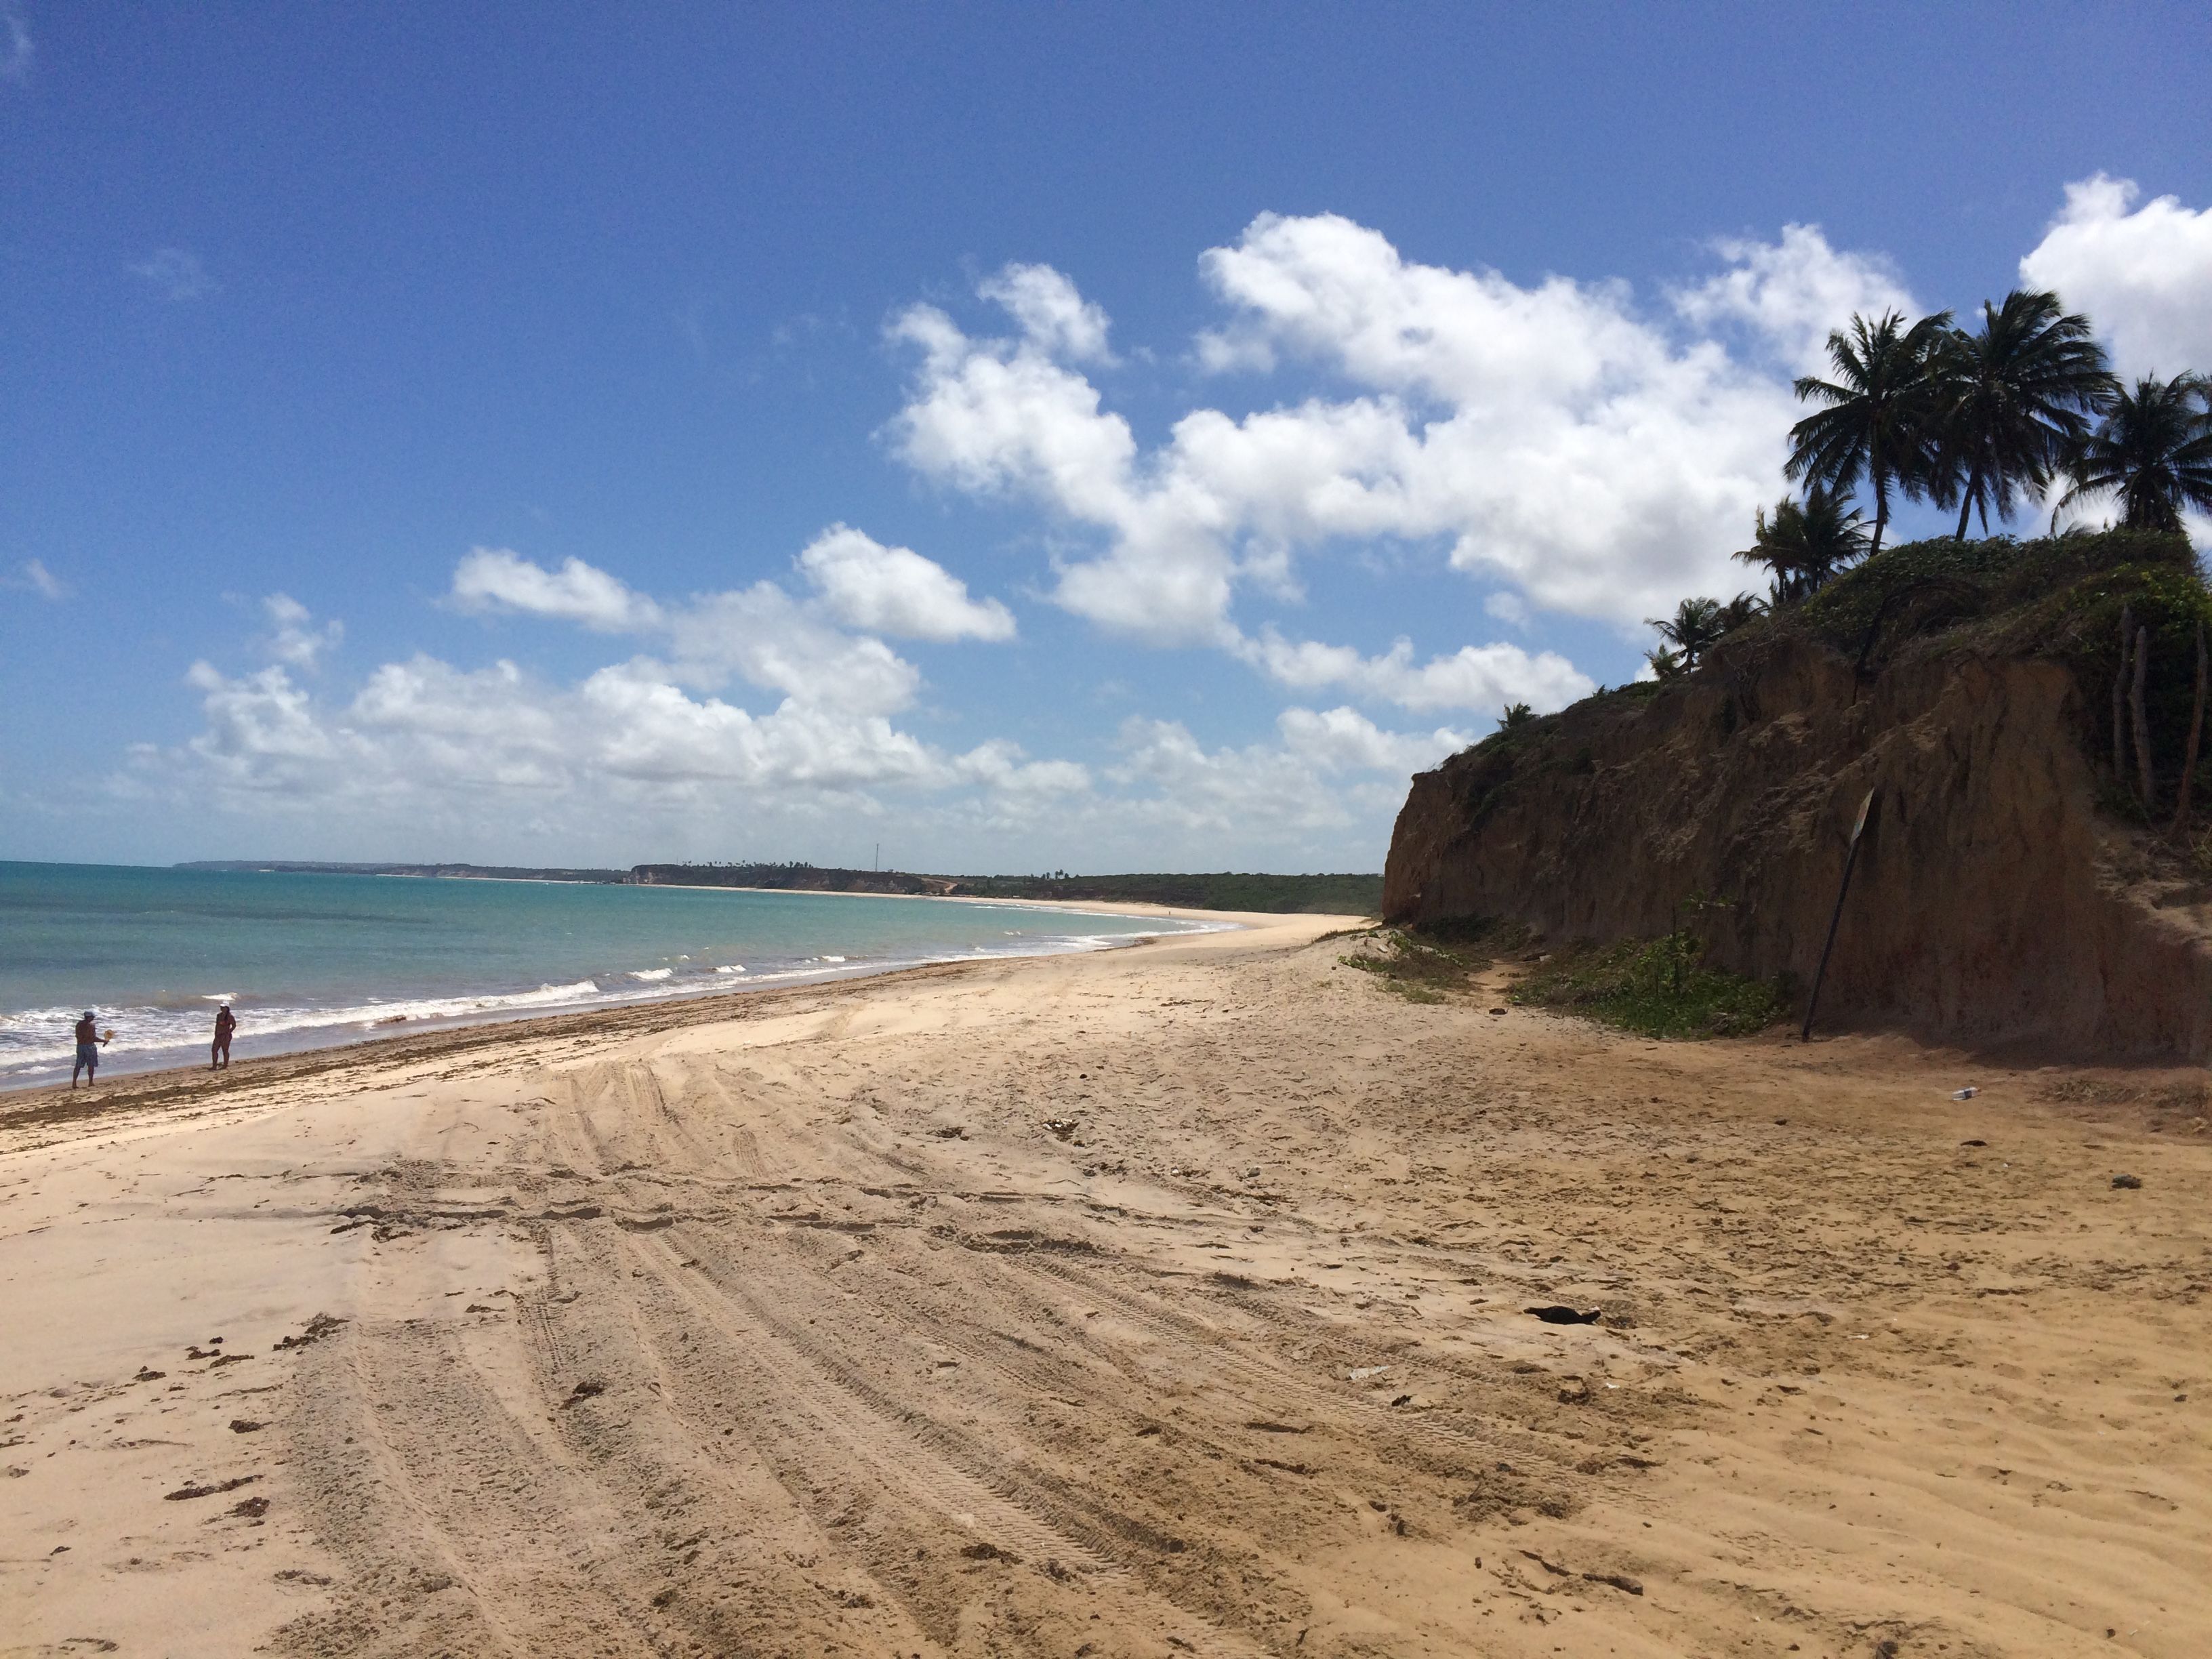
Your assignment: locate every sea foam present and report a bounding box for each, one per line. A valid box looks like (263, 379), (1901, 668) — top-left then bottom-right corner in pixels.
(0, 865), (1222, 1088)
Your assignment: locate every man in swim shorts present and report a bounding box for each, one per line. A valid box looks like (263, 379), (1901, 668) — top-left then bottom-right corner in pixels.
(211, 1003), (237, 1069)
(73, 1010), (110, 1088)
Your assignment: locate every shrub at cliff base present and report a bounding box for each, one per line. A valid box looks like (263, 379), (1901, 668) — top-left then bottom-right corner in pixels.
(1340, 921), (1788, 1038)
(1509, 934), (1790, 1039)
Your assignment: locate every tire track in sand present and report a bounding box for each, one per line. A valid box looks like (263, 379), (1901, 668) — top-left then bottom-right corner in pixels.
(279, 1317), (665, 1658)
(613, 1223), (1277, 1658)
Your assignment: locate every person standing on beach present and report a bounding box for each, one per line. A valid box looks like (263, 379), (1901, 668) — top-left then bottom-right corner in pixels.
(72, 1010), (110, 1088)
(211, 1004), (237, 1070)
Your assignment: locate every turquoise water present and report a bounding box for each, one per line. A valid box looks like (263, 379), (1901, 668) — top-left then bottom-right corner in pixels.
(0, 863), (1206, 1088)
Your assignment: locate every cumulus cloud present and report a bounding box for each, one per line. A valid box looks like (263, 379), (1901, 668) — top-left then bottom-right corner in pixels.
(977, 262), (1116, 363)
(1238, 628), (1594, 713)
(1671, 223), (1916, 371)
(182, 653), (944, 806)
(889, 214), (1889, 655)
(952, 738), (1091, 800)
(156, 550), (1473, 867)
(886, 289), (1250, 647)
(185, 660), (340, 777)
(886, 300), (1143, 516)
(131, 247), (215, 302)
(174, 638), (1103, 824)
(1276, 705), (1471, 775)
(7, 557), (67, 600)
(796, 524), (1016, 641)
(1483, 591), (1528, 629)
(451, 547), (663, 631)
(455, 531), (1019, 679)
(159, 538), (1079, 850)
(449, 549), (919, 715)
(263, 593), (342, 668)
(1107, 707), (1466, 838)
(664, 581), (922, 715)
(2020, 175), (2212, 379)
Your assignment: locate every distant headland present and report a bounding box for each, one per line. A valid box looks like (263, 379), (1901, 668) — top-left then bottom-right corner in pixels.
(171, 861), (1383, 916)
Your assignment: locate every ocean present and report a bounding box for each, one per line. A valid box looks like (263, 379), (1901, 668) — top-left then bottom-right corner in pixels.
(0, 862), (1211, 1089)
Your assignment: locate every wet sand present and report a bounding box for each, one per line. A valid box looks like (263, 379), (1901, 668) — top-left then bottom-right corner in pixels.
(2, 909), (2207, 1658)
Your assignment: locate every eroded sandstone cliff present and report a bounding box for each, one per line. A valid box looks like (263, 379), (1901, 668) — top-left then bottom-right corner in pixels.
(1385, 536), (2212, 1057)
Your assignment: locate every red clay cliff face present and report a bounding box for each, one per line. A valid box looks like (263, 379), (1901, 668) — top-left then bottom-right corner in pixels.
(1383, 632), (2212, 1057)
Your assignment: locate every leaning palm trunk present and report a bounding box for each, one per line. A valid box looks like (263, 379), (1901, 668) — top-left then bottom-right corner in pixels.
(2173, 625), (2209, 838)
(1954, 468), (1980, 541)
(2132, 626), (2156, 815)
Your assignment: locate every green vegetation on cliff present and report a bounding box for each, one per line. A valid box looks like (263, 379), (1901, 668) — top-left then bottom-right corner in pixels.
(1340, 921), (1788, 1038)
(1750, 526), (2209, 821)
(1466, 527), (2210, 830)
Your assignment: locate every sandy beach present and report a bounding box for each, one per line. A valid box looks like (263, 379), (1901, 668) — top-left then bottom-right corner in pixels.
(3, 909), (2207, 1658)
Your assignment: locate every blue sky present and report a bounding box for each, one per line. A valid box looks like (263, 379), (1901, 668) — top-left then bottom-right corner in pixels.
(3, 3), (2209, 873)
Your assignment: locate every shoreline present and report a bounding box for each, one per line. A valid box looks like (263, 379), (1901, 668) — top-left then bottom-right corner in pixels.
(0, 901), (1275, 1115)
(0, 893), (1246, 1097)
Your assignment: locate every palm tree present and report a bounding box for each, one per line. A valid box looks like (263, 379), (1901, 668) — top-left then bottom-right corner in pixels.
(1788, 309), (1954, 556)
(2055, 374), (2212, 533)
(1647, 596), (1725, 668)
(1715, 593), (1765, 634)
(1732, 483), (1870, 604)
(1933, 291), (2116, 539)
(1498, 701), (1534, 732)
(1645, 644), (1685, 681)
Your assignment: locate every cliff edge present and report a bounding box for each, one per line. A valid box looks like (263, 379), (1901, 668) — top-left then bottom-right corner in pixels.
(1383, 530), (2212, 1057)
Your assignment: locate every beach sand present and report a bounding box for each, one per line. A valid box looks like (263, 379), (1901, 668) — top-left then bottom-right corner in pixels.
(2, 909), (2207, 1657)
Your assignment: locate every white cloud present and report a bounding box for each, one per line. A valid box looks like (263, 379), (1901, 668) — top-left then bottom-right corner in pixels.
(451, 547), (663, 631)
(0, 2), (30, 85)
(951, 738), (1091, 799)
(977, 262), (1116, 363)
(888, 293), (1238, 647)
(131, 247), (215, 302)
(1671, 223), (1916, 371)
(7, 557), (67, 600)
(1190, 214), (1795, 621)
(174, 642), (1069, 811)
(447, 546), (935, 714)
(1107, 707), (1465, 838)
(1483, 591), (1528, 628)
(2020, 175), (2212, 380)
(450, 531), (1019, 728)
(1276, 705), (1471, 775)
(157, 544), (1082, 850)
(263, 593), (342, 668)
(886, 301), (1143, 519)
(796, 523), (1015, 642)
(155, 558), (1470, 867)
(890, 215), (1894, 652)
(663, 581), (920, 715)
(1238, 628), (1593, 713)
(181, 662), (333, 785)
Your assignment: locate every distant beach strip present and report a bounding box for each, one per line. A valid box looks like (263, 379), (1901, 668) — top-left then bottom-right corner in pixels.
(0, 863), (1225, 1090)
